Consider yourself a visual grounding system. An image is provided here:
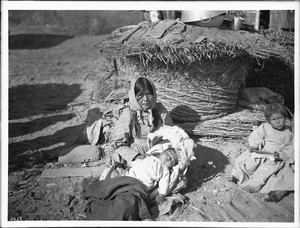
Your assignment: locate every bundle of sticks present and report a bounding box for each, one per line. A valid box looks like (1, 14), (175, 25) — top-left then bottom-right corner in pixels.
(177, 108), (265, 137)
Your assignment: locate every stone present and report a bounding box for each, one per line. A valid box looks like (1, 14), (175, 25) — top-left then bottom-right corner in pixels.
(40, 166), (106, 178)
(58, 145), (103, 164)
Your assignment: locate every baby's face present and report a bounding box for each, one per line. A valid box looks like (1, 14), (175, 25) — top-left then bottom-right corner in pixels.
(163, 159), (175, 169)
(160, 151), (177, 168)
(269, 113), (286, 130)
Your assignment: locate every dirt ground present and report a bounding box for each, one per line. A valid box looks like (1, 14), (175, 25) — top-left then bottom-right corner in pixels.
(7, 32), (295, 224)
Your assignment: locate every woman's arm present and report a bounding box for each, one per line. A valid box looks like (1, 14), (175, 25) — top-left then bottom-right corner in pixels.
(110, 107), (133, 147)
(110, 107), (142, 163)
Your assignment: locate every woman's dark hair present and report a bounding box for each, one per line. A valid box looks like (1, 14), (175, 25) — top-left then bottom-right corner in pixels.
(151, 108), (162, 131)
(134, 77), (154, 96)
(264, 103), (287, 121)
(132, 107), (162, 137)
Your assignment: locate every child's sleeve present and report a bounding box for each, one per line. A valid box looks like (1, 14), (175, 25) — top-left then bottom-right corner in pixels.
(278, 136), (294, 163)
(248, 123), (266, 149)
(157, 166), (170, 195)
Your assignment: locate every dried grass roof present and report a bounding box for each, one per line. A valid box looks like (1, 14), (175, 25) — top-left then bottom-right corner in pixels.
(98, 20), (293, 69)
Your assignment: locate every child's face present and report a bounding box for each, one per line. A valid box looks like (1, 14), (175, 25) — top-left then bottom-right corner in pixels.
(160, 150), (177, 168)
(268, 113), (286, 130)
(136, 89), (154, 111)
(163, 158), (176, 169)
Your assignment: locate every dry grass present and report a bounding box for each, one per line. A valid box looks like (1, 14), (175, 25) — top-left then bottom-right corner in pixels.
(99, 20), (288, 66)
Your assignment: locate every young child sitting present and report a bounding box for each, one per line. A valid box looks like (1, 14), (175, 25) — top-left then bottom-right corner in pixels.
(227, 103), (294, 201)
(111, 148), (178, 204)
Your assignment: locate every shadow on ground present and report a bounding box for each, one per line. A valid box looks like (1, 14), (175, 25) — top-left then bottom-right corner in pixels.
(9, 34), (74, 49)
(9, 113), (75, 138)
(171, 105), (201, 123)
(185, 143), (230, 193)
(9, 83), (82, 120)
(9, 83), (85, 172)
(9, 123), (87, 173)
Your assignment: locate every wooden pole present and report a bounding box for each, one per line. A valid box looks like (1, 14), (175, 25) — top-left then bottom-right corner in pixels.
(255, 10), (260, 30)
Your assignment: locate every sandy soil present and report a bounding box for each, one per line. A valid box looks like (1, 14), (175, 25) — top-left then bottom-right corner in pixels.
(7, 33), (295, 223)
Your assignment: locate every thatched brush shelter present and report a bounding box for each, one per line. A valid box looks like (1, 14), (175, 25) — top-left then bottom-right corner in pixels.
(98, 19), (293, 137)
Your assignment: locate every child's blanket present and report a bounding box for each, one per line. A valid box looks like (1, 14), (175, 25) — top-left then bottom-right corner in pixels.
(83, 176), (151, 220)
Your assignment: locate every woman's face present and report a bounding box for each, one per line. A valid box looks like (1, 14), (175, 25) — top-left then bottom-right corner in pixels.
(269, 113), (286, 130)
(136, 89), (154, 111)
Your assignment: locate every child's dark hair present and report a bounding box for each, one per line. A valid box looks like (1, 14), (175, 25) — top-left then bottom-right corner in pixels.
(134, 77), (154, 96)
(264, 103), (287, 121)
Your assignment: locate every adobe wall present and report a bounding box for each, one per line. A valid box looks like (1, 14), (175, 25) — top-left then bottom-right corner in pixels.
(9, 10), (145, 35)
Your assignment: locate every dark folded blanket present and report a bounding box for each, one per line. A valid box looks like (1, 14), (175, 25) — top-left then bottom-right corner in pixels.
(83, 176), (151, 220)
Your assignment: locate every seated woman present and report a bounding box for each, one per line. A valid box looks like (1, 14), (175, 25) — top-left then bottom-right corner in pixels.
(109, 76), (173, 165)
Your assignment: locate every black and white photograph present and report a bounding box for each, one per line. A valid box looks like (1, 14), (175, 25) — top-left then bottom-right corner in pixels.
(1, 1), (299, 227)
